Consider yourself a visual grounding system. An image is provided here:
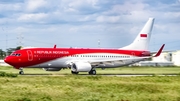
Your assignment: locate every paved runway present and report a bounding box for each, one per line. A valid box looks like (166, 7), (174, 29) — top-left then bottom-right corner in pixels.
(21, 73), (179, 77)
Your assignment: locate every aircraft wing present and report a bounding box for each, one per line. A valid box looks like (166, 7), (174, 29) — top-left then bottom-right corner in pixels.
(89, 44), (165, 65)
(89, 56), (148, 65)
(66, 44), (165, 66)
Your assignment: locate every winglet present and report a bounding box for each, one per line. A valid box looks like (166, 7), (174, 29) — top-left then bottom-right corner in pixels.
(54, 45), (56, 48)
(153, 44), (165, 57)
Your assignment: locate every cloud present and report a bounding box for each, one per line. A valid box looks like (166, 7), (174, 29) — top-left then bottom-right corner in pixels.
(0, 2), (22, 15)
(18, 13), (48, 23)
(25, 0), (48, 12)
(0, 0), (179, 51)
(96, 16), (120, 23)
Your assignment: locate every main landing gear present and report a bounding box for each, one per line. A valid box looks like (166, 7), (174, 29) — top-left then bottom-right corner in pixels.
(88, 69), (96, 75)
(19, 68), (24, 75)
(71, 70), (96, 75)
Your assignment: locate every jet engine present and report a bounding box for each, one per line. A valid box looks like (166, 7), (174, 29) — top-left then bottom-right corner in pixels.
(71, 62), (92, 72)
(43, 68), (62, 71)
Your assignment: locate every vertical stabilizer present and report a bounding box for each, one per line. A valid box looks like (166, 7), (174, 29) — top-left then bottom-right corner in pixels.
(121, 18), (155, 50)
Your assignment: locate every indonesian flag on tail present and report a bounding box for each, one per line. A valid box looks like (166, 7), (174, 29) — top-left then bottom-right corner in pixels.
(140, 34), (147, 38)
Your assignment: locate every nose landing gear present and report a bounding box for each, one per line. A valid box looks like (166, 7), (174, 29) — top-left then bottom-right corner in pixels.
(19, 68), (24, 75)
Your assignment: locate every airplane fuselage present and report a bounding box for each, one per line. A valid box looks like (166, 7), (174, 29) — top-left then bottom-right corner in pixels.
(5, 48), (150, 69)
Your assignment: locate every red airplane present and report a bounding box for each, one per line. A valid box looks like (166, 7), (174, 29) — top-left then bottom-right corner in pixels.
(4, 18), (165, 75)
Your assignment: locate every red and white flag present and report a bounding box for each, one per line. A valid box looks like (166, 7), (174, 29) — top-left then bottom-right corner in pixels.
(140, 34), (147, 38)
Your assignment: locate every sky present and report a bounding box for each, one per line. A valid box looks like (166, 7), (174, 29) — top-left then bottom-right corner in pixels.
(0, 0), (180, 51)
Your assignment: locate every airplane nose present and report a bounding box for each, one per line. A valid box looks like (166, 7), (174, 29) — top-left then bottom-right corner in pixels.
(4, 56), (14, 66)
(4, 56), (21, 69)
(4, 57), (9, 63)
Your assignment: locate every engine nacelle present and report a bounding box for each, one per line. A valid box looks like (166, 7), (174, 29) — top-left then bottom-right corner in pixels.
(71, 62), (92, 72)
(43, 68), (61, 71)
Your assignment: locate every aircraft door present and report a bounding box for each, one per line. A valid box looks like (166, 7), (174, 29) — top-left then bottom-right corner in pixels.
(27, 50), (33, 61)
(131, 52), (135, 63)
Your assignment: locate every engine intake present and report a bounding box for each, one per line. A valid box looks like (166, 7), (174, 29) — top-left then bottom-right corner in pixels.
(71, 62), (92, 72)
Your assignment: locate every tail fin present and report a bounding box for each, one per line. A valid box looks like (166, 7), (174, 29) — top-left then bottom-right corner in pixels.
(121, 18), (155, 50)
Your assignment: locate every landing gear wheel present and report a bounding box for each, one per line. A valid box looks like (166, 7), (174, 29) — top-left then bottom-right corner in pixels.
(88, 70), (96, 75)
(19, 68), (24, 75)
(19, 71), (24, 75)
(71, 71), (79, 74)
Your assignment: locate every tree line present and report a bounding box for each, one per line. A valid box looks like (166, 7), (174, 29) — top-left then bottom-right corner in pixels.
(0, 46), (22, 59)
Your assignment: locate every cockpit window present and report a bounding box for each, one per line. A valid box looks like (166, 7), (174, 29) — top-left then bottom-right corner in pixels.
(10, 53), (21, 56)
(10, 53), (16, 56)
(16, 54), (21, 56)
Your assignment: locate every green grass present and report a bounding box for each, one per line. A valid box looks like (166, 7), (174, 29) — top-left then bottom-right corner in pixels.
(0, 75), (180, 101)
(0, 66), (180, 101)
